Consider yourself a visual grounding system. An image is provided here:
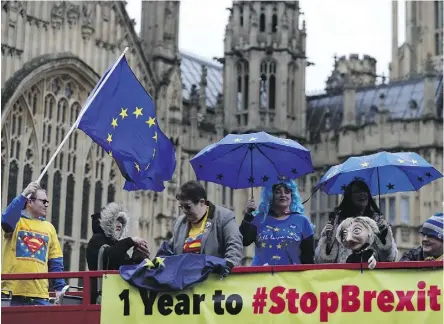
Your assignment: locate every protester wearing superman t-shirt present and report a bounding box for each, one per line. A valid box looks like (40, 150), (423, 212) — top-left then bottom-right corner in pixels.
(1, 181), (66, 306)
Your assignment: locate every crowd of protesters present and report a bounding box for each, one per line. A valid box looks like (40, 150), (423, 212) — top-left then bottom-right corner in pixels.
(1, 179), (442, 306)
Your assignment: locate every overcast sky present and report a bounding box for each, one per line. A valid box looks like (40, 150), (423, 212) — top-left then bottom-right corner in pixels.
(126, 0), (406, 93)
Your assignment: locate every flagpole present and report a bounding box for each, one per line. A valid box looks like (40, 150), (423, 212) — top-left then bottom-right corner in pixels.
(35, 47), (129, 184)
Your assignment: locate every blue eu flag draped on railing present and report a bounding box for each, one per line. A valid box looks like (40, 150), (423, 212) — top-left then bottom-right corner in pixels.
(119, 242), (227, 292)
(77, 49), (176, 191)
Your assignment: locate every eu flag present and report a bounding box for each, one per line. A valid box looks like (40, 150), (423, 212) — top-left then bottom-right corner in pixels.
(120, 251), (227, 292)
(77, 50), (176, 191)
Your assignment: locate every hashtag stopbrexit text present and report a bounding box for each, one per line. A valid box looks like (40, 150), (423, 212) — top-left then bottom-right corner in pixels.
(252, 281), (441, 322)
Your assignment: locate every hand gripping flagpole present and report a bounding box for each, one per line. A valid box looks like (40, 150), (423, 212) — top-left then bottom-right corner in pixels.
(34, 47), (130, 185)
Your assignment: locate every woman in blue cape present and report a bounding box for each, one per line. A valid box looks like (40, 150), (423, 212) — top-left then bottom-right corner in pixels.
(240, 178), (315, 266)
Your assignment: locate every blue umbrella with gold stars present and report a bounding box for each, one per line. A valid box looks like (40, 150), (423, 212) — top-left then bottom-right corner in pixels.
(190, 132), (314, 197)
(314, 151), (442, 197)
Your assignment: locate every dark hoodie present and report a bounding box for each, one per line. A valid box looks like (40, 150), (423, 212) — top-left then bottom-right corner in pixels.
(86, 203), (142, 303)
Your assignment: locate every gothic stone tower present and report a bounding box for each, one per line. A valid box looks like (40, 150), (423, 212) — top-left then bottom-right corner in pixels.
(138, 1), (183, 252)
(223, 1), (307, 140)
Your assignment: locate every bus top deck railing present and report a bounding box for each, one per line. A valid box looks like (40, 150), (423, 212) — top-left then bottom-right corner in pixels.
(1, 261), (442, 324)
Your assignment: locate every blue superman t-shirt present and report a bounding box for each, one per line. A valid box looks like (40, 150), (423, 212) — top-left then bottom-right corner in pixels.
(250, 213), (314, 266)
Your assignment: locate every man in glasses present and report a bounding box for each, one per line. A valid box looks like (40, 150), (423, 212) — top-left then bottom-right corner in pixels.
(1, 181), (66, 306)
(166, 180), (243, 273)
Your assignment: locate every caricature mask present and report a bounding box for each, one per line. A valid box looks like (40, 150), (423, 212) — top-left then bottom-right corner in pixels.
(336, 216), (380, 252)
(336, 216), (380, 270)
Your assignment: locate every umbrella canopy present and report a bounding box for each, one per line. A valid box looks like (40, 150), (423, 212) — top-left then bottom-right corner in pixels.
(315, 151), (443, 196)
(190, 132), (314, 190)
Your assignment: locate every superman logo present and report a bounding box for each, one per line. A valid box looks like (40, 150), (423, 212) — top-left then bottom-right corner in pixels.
(23, 236), (45, 253)
(16, 230), (49, 263)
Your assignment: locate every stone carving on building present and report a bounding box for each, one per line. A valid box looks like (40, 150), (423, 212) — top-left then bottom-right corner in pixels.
(51, 2), (65, 29)
(66, 2), (80, 26)
(250, 8), (258, 26)
(259, 77), (268, 109)
(81, 2), (96, 40)
(164, 7), (174, 40)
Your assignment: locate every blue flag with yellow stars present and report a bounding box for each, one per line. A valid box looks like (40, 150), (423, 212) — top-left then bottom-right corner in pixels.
(119, 250), (227, 292)
(77, 52), (176, 191)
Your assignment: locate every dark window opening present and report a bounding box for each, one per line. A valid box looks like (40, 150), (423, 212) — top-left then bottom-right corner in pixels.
(7, 161), (18, 203)
(259, 13), (266, 32)
(51, 171), (62, 231)
(64, 175), (75, 236)
(81, 179), (90, 240)
(94, 181), (103, 214)
(272, 14), (278, 32)
(269, 75), (276, 110)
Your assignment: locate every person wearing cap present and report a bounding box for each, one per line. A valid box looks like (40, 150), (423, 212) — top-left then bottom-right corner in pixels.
(400, 213), (443, 261)
(240, 178), (315, 266)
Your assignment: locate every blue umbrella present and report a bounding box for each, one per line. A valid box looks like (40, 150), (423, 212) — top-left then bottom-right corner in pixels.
(315, 151), (443, 196)
(190, 132), (314, 196)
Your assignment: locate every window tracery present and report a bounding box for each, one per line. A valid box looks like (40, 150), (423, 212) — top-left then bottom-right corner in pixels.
(1, 71), (106, 273)
(107, 161), (117, 203)
(259, 60), (277, 110)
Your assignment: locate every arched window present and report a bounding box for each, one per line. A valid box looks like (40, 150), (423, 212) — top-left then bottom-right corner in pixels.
(63, 242), (72, 271)
(107, 162), (117, 203)
(22, 164), (33, 191)
(240, 7), (243, 26)
(287, 62), (297, 115)
(92, 143), (106, 213)
(1, 60), (153, 276)
(64, 174), (75, 236)
(52, 171), (62, 232)
(236, 61), (249, 111)
(259, 13), (266, 32)
(81, 177), (91, 240)
(272, 13), (278, 32)
(259, 60), (277, 110)
(7, 161), (18, 203)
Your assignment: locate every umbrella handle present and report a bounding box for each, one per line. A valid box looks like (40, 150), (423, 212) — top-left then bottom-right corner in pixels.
(250, 146), (254, 199)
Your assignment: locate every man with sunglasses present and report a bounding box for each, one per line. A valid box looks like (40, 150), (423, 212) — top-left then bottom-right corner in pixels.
(1, 181), (66, 306)
(167, 180), (243, 274)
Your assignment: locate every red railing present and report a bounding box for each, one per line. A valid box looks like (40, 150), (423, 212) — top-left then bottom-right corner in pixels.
(1, 262), (442, 324)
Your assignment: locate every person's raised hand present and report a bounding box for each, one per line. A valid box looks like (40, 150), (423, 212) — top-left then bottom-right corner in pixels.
(245, 199), (256, 213)
(22, 181), (39, 197)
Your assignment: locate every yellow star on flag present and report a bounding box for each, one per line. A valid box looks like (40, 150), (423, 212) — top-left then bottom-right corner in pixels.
(135, 162), (141, 173)
(146, 116), (156, 127)
(361, 162), (369, 168)
(107, 133), (112, 144)
(143, 258), (155, 269)
(133, 107), (143, 118)
(155, 257), (166, 268)
(111, 118), (118, 129)
(153, 131), (158, 141)
(119, 108), (128, 119)
(411, 159), (418, 164)
(397, 159), (404, 164)
(261, 242), (266, 248)
(108, 151), (113, 157)
(277, 244), (282, 249)
(234, 138), (241, 142)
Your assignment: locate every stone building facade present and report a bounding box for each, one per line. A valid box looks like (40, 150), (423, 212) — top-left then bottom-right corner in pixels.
(1, 1), (442, 271)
